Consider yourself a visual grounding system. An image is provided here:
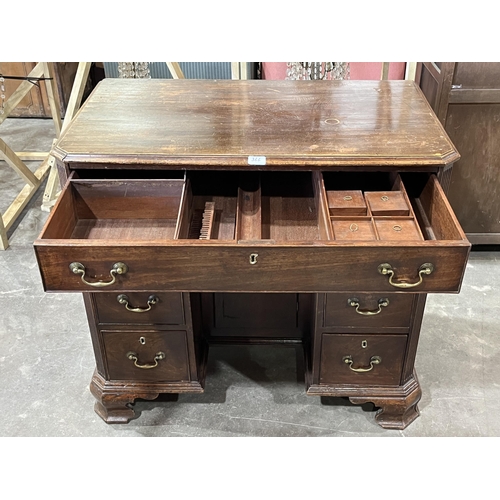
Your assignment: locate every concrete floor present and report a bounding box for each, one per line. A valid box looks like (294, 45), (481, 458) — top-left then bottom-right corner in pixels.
(1, 118), (499, 437)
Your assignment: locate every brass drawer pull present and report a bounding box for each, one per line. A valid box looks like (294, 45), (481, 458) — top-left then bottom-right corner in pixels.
(127, 351), (165, 369)
(348, 297), (389, 315)
(117, 294), (159, 313)
(343, 355), (381, 373)
(69, 262), (128, 288)
(378, 263), (434, 289)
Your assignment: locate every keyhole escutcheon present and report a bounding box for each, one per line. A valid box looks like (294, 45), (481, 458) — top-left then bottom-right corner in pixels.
(249, 253), (258, 265)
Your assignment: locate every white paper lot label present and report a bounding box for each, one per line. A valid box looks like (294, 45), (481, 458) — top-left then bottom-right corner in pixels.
(247, 156), (267, 166)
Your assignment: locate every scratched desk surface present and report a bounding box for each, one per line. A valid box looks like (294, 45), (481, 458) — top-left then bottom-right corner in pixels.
(53, 79), (459, 168)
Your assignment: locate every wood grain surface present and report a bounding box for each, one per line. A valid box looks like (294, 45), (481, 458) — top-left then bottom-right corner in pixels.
(319, 333), (408, 385)
(322, 292), (414, 330)
(35, 242), (469, 293)
(53, 79), (459, 167)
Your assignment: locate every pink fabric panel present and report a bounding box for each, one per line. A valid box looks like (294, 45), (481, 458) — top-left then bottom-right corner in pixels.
(261, 62), (288, 80)
(261, 62), (406, 80)
(350, 62), (406, 80)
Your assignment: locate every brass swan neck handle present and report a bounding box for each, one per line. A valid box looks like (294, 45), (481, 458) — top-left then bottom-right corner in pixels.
(348, 298), (389, 315)
(127, 351), (165, 369)
(378, 263), (434, 289)
(343, 355), (381, 373)
(117, 294), (159, 313)
(69, 262), (128, 288)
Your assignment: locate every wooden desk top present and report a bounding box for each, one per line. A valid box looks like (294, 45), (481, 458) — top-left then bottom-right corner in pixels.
(54, 79), (460, 167)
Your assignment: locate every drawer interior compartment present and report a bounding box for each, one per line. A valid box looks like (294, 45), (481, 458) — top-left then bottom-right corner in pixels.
(322, 172), (449, 242)
(324, 172), (422, 241)
(260, 172), (321, 241)
(179, 171), (326, 242)
(235, 171), (324, 241)
(178, 171), (239, 240)
(320, 333), (407, 386)
(401, 172), (466, 241)
(41, 179), (185, 241)
(42, 170), (463, 245)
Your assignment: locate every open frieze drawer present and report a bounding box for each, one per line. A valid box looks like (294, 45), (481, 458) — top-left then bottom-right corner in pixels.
(179, 171), (324, 242)
(34, 170), (470, 293)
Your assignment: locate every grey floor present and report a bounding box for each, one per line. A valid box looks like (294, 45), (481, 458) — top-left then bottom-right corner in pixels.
(1, 118), (499, 437)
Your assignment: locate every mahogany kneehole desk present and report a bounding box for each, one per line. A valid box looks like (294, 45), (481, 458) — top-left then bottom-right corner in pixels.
(34, 79), (470, 429)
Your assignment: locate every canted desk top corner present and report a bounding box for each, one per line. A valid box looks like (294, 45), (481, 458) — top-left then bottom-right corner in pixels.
(53, 79), (460, 167)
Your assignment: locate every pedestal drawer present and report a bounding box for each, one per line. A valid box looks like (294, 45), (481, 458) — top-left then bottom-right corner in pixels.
(323, 293), (414, 329)
(94, 292), (185, 325)
(102, 330), (190, 382)
(320, 334), (407, 386)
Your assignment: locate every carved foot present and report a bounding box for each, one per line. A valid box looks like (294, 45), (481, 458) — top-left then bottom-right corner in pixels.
(93, 397), (138, 424)
(349, 380), (422, 430)
(90, 371), (159, 424)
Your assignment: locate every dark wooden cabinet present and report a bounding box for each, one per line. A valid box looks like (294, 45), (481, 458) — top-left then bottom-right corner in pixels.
(34, 79), (469, 429)
(416, 62), (500, 244)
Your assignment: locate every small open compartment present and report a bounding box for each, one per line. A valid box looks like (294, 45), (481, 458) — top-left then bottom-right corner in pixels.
(236, 171), (325, 242)
(40, 176), (186, 241)
(261, 171), (323, 241)
(235, 172), (262, 241)
(400, 172), (465, 242)
(178, 171), (239, 240)
(322, 172), (423, 241)
(162, 171), (327, 242)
